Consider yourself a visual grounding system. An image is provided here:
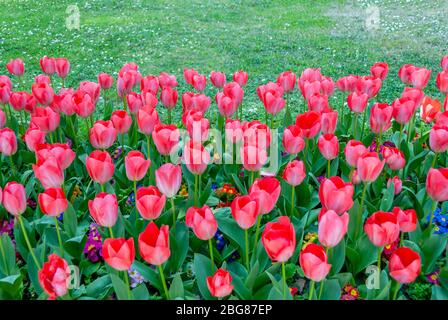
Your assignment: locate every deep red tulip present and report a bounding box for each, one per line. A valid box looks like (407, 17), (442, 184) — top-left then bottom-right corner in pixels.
(295, 111), (321, 139)
(38, 254), (70, 300)
(262, 216), (296, 262)
(86, 150), (115, 184)
(38, 188), (68, 217)
(207, 269), (233, 298)
(125, 150), (150, 182)
(318, 208), (349, 248)
(185, 205), (218, 240)
(249, 177), (281, 215)
(299, 243), (331, 282)
(2, 182), (26, 216)
(231, 195), (259, 229)
(364, 211), (400, 247)
(138, 222), (170, 266)
(389, 247), (421, 284)
(155, 163), (182, 198)
(102, 238), (135, 271)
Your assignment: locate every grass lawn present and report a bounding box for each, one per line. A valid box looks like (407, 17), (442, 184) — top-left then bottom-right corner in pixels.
(0, 0), (447, 122)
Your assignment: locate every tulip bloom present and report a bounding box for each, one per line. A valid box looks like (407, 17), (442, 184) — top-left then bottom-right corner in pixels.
(207, 269), (234, 298)
(210, 71), (226, 88)
(347, 91), (369, 113)
(102, 238), (135, 271)
(185, 205), (218, 241)
(364, 211), (400, 247)
(231, 195), (259, 230)
(240, 144), (268, 172)
(392, 207), (417, 233)
(387, 176), (403, 195)
(40, 56), (56, 75)
(249, 177), (281, 215)
(357, 152), (385, 182)
(32, 82), (54, 106)
(436, 71), (448, 94)
(158, 72), (178, 88)
(0, 81), (11, 105)
(0, 128), (17, 156)
(0, 110), (4, 129)
(184, 68), (199, 85)
(183, 140), (210, 175)
(9, 91), (28, 111)
(31, 106), (60, 133)
(282, 160), (306, 187)
(140, 75), (159, 95)
(38, 254), (70, 300)
(426, 168), (448, 202)
(192, 74), (207, 92)
(319, 176), (354, 214)
(282, 125), (305, 155)
(430, 125), (448, 153)
(389, 247), (421, 284)
(2, 182), (26, 216)
(344, 140), (367, 168)
(23, 125), (46, 152)
(318, 208), (349, 248)
(299, 243), (332, 282)
(420, 96), (441, 124)
(35, 143), (75, 170)
(79, 81), (100, 103)
(223, 82), (244, 106)
(137, 104), (160, 135)
(88, 192), (118, 228)
(320, 109), (338, 134)
(136, 186), (166, 220)
(160, 87), (178, 109)
(257, 82), (285, 115)
(55, 58), (70, 78)
(152, 124), (180, 156)
(38, 188), (68, 217)
(225, 119), (243, 144)
(317, 133), (339, 160)
(277, 71), (296, 93)
(262, 216), (296, 262)
(111, 110), (132, 134)
(370, 62), (388, 80)
(411, 67), (431, 89)
(233, 70), (248, 87)
(73, 90), (95, 118)
(125, 150), (150, 182)
(295, 111), (321, 139)
(138, 222), (170, 266)
(370, 103), (393, 134)
(98, 73), (114, 89)
(126, 92), (143, 114)
(155, 163), (182, 198)
(33, 157), (64, 189)
(89, 120), (117, 150)
(392, 97), (416, 125)
(307, 93), (329, 113)
(382, 147), (406, 171)
(86, 150), (115, 185)
(6, 58), (25, 76)
(216, 92), (238, 118)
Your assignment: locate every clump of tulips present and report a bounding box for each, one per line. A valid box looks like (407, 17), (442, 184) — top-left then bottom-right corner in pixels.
(0, 54), (447, 301)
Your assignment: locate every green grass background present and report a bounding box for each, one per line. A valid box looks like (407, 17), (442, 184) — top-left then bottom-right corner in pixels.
(0, 0), (447, 120)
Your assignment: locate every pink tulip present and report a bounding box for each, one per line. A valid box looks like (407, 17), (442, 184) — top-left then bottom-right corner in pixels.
(73, 90), (95, 118)
(389, 247), (421, 284)
(35, 143), (75, 170)
(88, 193), (118, 227)
(23, 125), (46, 152)
(357, 152), (385, 182)
(38, 188), (68, 217)
(207, 269), (234, 298)
(184, 68), (199, 86)
(31, 106), (60, 132)
(216, 92), (238, 118)
(2, 182), (26, 216)
(6, 58), (25, 76)
(344, 140), (367, 168)
(319, 176), (354, 214)
(241, 144), (268, 172)
(262, 216), (296, 262)
(282, 160), (306, 186)
(98, 73), (114, 90)
(364, 211), (400, 247)
(140, 75), (159, 95)
(277, 71), (296, 93)
(426, 168), (448, 202)
(185, 205), (218, 240)
(430, 125), (448, 153)
(152, 124), (180, 156)
(320, 109), (338, 134)
(307, 93), (329, 113)
(249, 177), (281, 215)
(125, 150), (150, 181)
(126, 92), (143, 114)
(233, 70), (248, 87)
(318, 133), (339, 160)
(183, 140), (210, 175)
(369, 103), (393, 134)
(136, 186), (166, 220)
(33, 157), (64, 189)
(392, 207), (417, 233)
(192, 74), (207, 92)
(32, 82), (54, 106)
(40, 56), (56, 75)
(160, 87), (178, 109)
(231, 195), (259, 229)
(299, 243), (331, 282)
(370, 62), (388, 80)
(138, 222), (170, 266)
(155, 163), (182, 198)
(387, 176), (403, 195)
(137, 104), (160, 135)
(392, 97), (417, 125)
(89, 120), (117, 150)
(55, 58), (70, 78)
(158, 72), (178, 88)
(86, 150), (115, 184)
(111, 110), (132, 134)
(0, 128), (17, 156)
(282, 125), (305, 155)
(318, 208), (349, 248)
(257, 82), (285, 115)
(295, 111), (321, 139)
(382, 147), (406, 171)
(223, 82), (244, 106)
(210, 71), (226, 89)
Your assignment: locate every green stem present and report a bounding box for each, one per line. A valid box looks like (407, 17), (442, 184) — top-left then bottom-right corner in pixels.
(360, 109), (367, 140)
(429, 201), (438, 227)
(392, 281), (401, 300)
(407, 114), (415, 144)
(244, 229), (250, 270)
(398, 123), (404, 146)
(432, 152), (438, 168)
(400, 232), (404, 247)
(194, 174), (199, 206)
(123, 95), (127, 111)
(158, 264), (170, 300)
(18, 216), (41, 269)
(353, 113), (359, 139)
(208, 238), (215, 273)
(282, 262), (287, 300)
(0, 237), (9, 275)
(318, 280), (325, 300)
(101, 184), (105, 192)
(108, 227), (114, 238)
(249, 171), (255, 189)
(171, 197), (176, 230)
(377, 248), (382, 273)
(123, 270), (132, 300)
(54, 217), (64, 256)
(9, 156), (17, 178)
(168, 108), (172, 124)
(359, 183), (368, 210)
(270, 113), (274, 129)
(308, 280), (315, 300)
(290, 186), (295, 217)
(327, 159), (331, 178)
(253, 215), (262, 257)
(146, 135), (151, 161)
(376, 128), (382, 154)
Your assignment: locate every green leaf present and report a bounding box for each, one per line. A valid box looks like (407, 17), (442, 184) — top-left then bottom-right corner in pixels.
(432, 286), (448, 300)
(231, 173), (247, 195)
(380, 181), (395, 212)
(86, 275), (111, 299)
(244, 260), (259, 290)
(348, 200), (362, 241)
(193, 253), (215, 300)
(0, 274), (22, 299)
(168, 222), (189, 273)
(133, 261), (162, 292)
(320, 279), (341, 300)
(110, 273), (133, 300)
(63, 203), (78, 238)
(0, 234), (18, 275)
(169, 273), (185, 300)
(329, 239), (346, 276)
(266, 271), (292, 300)
(214, 208), (245, 251)
(132, 284), (150, 300)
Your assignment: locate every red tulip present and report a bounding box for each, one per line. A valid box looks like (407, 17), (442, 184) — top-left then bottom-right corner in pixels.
(136, 186), (166, 220)
(6, 58), (24, 76)
(184, 68), (199, 85)
(183, 140), (210, 175)
(126, 92), (143, 114)
(53, 88), (75, 115)
(32, 82), (54, 106)
(89, 120), (117, 150)
(86, 150), (115, 184)
(31, 106), (60, 132)
(240, 144), (268, 172)
(111, 110), (132, 134)
(73, 90), (95, 118)
(282, 160), (306, 186)
(318, 208), (349, 248)
(436, 71), (448, 94)
(398, 64), (416, 85)
(420, 96), (441, 124)
(231, 195), (259, 230)
(216, 92), (238, 118)
(299, 243), (331, 282)
(192, 74), (207, 92)
(429, 125), (448, 153)
(307, 93), (329, 113)
(34, 74), (50, 84)
(0, 128), (17, 156)
(295, 111), (321, 139)
(158, 72), (178, 88)
(370, 62), (388, 80)
(364, 211), (400, 247)
(23, 125), (46, 152)
(262, 216), (295, 262)
(186, 113), (209, 142)
(223, 82), (244, 106)
(210, 71), (226, 89)
(357, 152), (385, 182)
(138, 222), (170, 266)
(257, 82), (285, 115)
(35, 143), (75, 170)
(436, 111), (448, 126)
(33, 157), (64, 189)
(9, 91), (30, 111)
(78, 82), (100, 101)
(88, 192), (118, 228)
(355, 76), (381, 98)
(40, 56), (56, 75)
(249, 177), (281, 215)
(102, 238), (135, 271)
(319, 176), (354, 214)
(369, 103), (393, 134)
(125, 150), (150, 181)
(155, 163), (182, 198)
(152, 124), (180, 156)
(320, 109), (338, 134)
(318, 133), (339, 160)
(347, 91), (369, 113)
(140, 75), (159, 95)
(207, 269), (234, 298)
(55, 58), (70, 78)
(137, 104), (160, 135)
(225, 119), (243, 144)
(183, 92), (211, 114)
(117, 70), (140, 97)
(277, 71), (296, 93)
(392, 97), (417, 125)
(2, 182), (26, 216)
(387, 176), (403, 195)
(233, 70), (248, 87)
(242, 121), (271, 148)
(392, 207), (417, 233)
(98, 73), (114, 90)
(282, 125), (305, 155)
(0, 80), (11, 104)
(344, 140), (367, 168)
(411, 67), (431, 89)
(426, 168), (448, 202)
(185, 205), (218, 240)
(336, 75), (359, 92)
(160, 87), (178, 110)
(389, 247), (421, 284)
(38, 254), (70, 300)
(38, 188), (68, 217)
(382, 147), (406, 171)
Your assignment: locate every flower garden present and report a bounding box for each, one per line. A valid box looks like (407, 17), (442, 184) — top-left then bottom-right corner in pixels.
(0, 55), (447, 301)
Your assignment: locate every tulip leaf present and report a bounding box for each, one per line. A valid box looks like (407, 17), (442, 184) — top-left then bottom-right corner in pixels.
(193, 253), (215, 300)
(86, 275), (112, 299)
(231, 173), (247, 195)
(380, 181), (395, 212)
(266, 271), (292, 300)
(432, 286), (448, 300)
(168, 222), (189, 273)
(0, 234), (19, 276)
(319, 279), (341, 300)
(214, 208), (245, 252)
(0, 274), (22, 299)
(348, 200), (362, 241)
(63, 203), (78, 238)
(169, 273), (184, 299)
(329, 239), (346, 276)
(110, 273), (133, 300)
